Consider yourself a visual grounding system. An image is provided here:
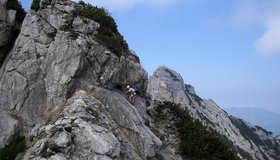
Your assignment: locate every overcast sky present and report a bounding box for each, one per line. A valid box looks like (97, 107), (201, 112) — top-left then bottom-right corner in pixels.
(20, 0), (280, 113)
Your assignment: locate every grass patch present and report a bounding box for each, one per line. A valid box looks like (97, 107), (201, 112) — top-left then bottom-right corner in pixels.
(86, 107), (98, 118)
(15, 152), (24, 160)
(45, 107), (64, 124)
(26, 132), (48, 148)
(0, 136), (26, 160)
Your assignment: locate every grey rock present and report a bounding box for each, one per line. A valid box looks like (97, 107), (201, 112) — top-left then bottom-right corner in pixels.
(147, 66), (280, 160)
(91, 87), (162, 158)
(23, 89), (165, 159)
(158, 146), (182, 160)
(0, 0), (147, 149)
(50, 154), (67, 160)
(33, 138), (48, 156)
(147, 66), (189, 105)
(72, 16), (99, 34)
(51, 132), (71, 148)
(32, 157), (48, 160)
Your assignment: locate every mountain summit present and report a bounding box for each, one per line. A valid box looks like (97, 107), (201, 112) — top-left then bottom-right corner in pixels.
(0, 0), (279, 160)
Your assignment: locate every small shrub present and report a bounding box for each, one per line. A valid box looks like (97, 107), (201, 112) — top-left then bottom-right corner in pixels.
(155, 154), (165, 160)
(73, 2), (128, 57)
(0, 136), (26, 160)
(87, 107), (98, 118)
(26, 132), (47, 148)
(46, 30), (57, 39)
(92, 110), (98, 118)
(31, 0), (40, 11)
(144, 120), (150, 127)
(78, 0), (86, 6)
(0, 50), (5, 63)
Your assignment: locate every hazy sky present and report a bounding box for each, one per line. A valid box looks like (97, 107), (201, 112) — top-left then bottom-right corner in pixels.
(20, 0), (280, 113)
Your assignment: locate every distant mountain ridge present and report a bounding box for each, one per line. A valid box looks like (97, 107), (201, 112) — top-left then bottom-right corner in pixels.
(225, 107), (280, 135)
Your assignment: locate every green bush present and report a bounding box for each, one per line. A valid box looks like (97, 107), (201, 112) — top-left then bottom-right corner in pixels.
(0, 136), (26, 160)
(157, 102), (240, 160)
(144, 120), (150, 127)
(73, 1), (128, 57)
(5, 0), (26, 22)
(31, 0), (40, 11)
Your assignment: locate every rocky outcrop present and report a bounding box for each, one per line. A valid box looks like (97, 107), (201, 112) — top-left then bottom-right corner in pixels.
(0, 0), (25, 65)
(147, 66), (280, 160)
(0, 0), (182, 159)
(24, 89), (164, 159)
(0, 0), (147, 150)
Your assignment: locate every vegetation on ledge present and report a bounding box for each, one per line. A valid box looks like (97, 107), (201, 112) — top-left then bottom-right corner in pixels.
(73, 0), (128, 57)
(0, 136), (26, 160)
(155, 102), (240, 160)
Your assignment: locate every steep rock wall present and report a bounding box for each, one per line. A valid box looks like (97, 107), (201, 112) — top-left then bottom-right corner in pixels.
(0, 0), (147, 148)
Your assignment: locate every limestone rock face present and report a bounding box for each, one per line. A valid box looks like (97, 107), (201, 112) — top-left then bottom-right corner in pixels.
(24, 89), (165, 160)
(148, 66), (189, 105)
(0, 0), (25, 147)
(147, 66), (280, 160)
(0, 0), (147, 150)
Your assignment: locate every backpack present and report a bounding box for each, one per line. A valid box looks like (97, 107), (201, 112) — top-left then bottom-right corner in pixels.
(132, 85), (140, 94)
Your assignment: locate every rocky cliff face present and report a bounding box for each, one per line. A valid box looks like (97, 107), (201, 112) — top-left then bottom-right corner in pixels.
(0, 0), (178, 159)
(0, 0), (148, 152)
(0, 0), (279, 160)
(147, 66), (280, 160)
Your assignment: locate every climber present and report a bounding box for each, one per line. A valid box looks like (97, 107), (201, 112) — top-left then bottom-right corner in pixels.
(126, 85), (136, 104)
